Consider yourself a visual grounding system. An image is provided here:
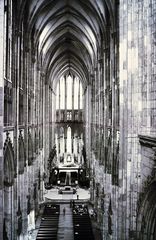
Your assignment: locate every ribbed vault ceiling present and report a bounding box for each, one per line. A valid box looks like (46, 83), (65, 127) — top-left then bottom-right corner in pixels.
(22, 0), (114, 88)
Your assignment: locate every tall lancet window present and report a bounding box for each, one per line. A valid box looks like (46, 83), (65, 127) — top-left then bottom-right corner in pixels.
(60, 127), (64, 154)
(66, 75), (73, 109)
(67, 127), (72, 153)
(80, 82), (83, 109)
(56, 75), (83, 111)
(60, 77), (65, 109)
(74, 77), (78, 109)
(56, 81), (60, 110)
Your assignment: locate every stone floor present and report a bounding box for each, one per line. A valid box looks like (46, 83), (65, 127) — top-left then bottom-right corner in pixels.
(27, 187), (101, 240)
(57, 204), (74, 240)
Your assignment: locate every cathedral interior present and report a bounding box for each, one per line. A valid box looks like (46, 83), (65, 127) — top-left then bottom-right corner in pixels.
(0, 0), (156, 239)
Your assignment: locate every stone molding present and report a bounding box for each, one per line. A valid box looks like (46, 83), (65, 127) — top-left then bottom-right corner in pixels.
(138, 135), (156, 148)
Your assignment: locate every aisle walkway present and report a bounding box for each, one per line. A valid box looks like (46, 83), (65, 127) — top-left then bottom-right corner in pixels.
(57, 204), (74, 240)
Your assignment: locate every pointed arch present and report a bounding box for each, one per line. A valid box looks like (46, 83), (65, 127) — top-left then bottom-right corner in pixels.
(3, 136), (15, 186)
(137, 181), (156, 240)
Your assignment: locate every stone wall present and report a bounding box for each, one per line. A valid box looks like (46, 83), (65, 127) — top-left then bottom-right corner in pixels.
(0, 1), (4, 239)
(119, 0), (156, 239)
(0, 1), (52, 238)
(89, 1), (156, 239)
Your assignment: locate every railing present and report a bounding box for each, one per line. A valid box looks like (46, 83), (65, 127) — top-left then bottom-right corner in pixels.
(56, 109), (83, 123)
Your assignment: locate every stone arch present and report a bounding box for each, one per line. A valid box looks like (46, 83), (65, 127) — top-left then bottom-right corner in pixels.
(18, 133), (26, 174)
(137, 181), (156, 240)
(3, 136), (15, 186)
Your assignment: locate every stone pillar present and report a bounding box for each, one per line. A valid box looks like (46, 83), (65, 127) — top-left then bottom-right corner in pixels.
(72, 76), (74, 120)
(58, 79), (60, 112)
(78, 78), (80, 119)
(65, 76), (67, 121)
(42, 78), (47, 176)
(49, 87), (52, 149)
(119, 1), (151, 239)
(51, 90), (56, 146)
(0, 1), (4, 238)
(12, 30), (20, 240)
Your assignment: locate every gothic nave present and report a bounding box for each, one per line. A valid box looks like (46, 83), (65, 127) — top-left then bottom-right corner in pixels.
(0, 0), (156, 239)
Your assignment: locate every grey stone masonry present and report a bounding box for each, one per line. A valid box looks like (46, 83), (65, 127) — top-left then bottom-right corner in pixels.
(0, 1), (4, 239)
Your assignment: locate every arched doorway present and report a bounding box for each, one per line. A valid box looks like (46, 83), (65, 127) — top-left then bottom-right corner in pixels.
(137, 181), (156, 240)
